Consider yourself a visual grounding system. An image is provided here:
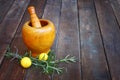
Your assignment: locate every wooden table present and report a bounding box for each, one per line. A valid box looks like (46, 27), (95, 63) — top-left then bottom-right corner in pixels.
(0, 0), (120, 80)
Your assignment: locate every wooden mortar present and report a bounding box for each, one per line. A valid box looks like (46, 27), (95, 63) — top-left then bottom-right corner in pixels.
(22, 6), (56, 57)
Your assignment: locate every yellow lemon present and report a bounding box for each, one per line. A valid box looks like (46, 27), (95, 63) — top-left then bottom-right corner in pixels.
(39, 53), (48, 61)
(20, 57), (32, 68)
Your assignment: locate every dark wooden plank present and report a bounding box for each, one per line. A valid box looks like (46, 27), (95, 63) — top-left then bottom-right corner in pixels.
(109, 0), (120, 26)
(24, 0), (61, 80)
(46, 0), (60, 6)
(0, 0), (15, 23)
(94, 0), (120, 80)
(0, 0), (30, 79)
(78, 0), (111, 80)
(118, 0), (120, 3)
(43, 0), (61, 50)
(25, 0), (61, 80)
(5, 0), (47, 80)
(53, 0), (81, 80)
(0, 0), (30, 65)
(0, 58), (26, 80)
(24, 0), (53, 80)
(0, 0), (47, 80)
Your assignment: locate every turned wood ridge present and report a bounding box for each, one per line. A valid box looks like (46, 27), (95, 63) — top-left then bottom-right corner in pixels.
(28, 6), (42, 28)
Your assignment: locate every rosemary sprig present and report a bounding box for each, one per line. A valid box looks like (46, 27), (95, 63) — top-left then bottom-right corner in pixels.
(5, 48), (77, 75)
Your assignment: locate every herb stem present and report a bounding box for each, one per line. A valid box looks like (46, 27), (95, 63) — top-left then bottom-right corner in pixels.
(5, 49), (76, 75)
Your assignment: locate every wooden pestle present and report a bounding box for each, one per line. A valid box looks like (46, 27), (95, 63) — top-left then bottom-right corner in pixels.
(28, 6), (42, 28)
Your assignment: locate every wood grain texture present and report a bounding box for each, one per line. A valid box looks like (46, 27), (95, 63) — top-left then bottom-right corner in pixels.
(53, 0), (81, 80)
(0, 0), (30, 65)
(0, 0), (15, 23)
(0, 0), (46, 80)
(25, 0), (61, 80)
(43, 0), (61, 79)
(0, 0), (30, 80)
(0, 0), (48, 79)
(78, 0), (111, 80)
(43, 0), (61, 50)
(109, 0), (120, 26)
(94, 0), (120, 79)
(18, 0), (48, 80)
(0, 0), (120, 80)
(0, 58), (26, 80)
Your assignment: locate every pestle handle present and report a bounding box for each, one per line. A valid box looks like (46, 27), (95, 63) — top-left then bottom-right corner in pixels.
(28, 6), (42, 28)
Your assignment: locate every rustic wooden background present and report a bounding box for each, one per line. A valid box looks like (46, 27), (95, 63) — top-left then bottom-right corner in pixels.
(0, 0), (120, 80)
